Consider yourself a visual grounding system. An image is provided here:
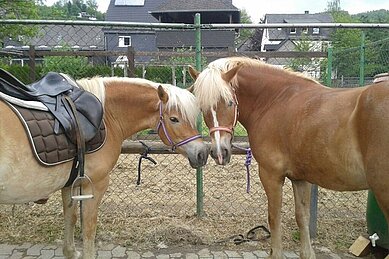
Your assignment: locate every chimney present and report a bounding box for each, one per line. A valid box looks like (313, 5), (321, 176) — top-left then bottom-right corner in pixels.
(304, 11), (309, 14)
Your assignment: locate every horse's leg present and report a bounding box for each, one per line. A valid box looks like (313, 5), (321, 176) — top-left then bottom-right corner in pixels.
(81, 176), (109, 259)
(62, 187), (81, 259)
(291, 180), (316, 259)
(260, 167), (284, 259)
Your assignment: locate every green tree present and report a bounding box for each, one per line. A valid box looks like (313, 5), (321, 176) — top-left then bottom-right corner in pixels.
(235, 9), (253, 47)
(0, 0), (39, 45)
(287, 35), (318, 72)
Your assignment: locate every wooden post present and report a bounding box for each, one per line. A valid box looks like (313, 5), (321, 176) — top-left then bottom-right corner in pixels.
(126, 46), (135, 77)
(28, 45), (36, 83)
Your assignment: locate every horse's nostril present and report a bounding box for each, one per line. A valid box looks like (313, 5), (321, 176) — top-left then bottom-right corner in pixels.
(198, 152), (204, 162)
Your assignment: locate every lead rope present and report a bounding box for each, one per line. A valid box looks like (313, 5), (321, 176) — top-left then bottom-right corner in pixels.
(232, 144), (252, 193)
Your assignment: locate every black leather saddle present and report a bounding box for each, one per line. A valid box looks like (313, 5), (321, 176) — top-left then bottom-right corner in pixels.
(0, 68), (103, 143)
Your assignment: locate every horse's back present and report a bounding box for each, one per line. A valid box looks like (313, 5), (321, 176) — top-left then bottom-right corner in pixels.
(0, 101), (71, 204)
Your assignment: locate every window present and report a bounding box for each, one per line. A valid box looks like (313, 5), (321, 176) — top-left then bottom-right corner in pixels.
(115, 0), (144, 6)
(118, 36), (131, 47)
(302, 27), (308, 34)
(290, 28), (296, 34)
(313, 28), (320, 34)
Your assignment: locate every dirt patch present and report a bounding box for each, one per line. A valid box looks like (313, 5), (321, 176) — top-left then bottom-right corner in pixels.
(0, 154), (368, 254)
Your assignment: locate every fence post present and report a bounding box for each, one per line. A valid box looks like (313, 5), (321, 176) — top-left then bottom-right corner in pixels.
(359, 31), (365, 86)
(28, 45), (36, 83)
(194, 13), (204, 217)
(326, 46), (333, 87)
(127, 46), (135, 77)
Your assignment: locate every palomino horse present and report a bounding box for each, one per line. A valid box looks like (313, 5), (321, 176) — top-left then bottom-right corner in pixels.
(189, 56), (389, 259)
(0, 76), (208, 258)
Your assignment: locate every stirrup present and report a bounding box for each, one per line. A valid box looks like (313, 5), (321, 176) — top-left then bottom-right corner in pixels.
(70, 175), (95, 201)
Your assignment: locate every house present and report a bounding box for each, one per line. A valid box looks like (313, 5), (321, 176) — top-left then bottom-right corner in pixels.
(260, 11), (333, 77)
(104, 0), (240, 63)
(2, 25), (104, 66)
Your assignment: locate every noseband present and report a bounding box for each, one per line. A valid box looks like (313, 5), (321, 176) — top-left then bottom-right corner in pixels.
(209, 91), (239, 135)
(156, 102), (202, 151)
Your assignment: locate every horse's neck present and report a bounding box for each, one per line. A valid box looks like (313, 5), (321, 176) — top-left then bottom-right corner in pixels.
(104, 82), (158, 141)
(235, 68), (317, 129)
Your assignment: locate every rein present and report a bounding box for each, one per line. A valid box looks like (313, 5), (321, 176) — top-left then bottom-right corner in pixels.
(156, 102), (202, 151)
(232, 144), (252, 193)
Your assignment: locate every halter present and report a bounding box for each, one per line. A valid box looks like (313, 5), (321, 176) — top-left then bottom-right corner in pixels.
(156, 102), (202, 151)
(209, 90), (239, 135)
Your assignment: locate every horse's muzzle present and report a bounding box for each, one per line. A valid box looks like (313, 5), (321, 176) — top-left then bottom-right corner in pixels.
(188, 147), (209, 168)
(210, 145), (231, 165)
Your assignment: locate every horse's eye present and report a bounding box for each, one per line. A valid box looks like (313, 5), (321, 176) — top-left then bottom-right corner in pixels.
(169, 117), (179, 123)
(228, 100), (234, 107)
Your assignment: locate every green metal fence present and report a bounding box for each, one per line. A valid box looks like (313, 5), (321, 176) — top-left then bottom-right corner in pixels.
(1, 18), (388, 252)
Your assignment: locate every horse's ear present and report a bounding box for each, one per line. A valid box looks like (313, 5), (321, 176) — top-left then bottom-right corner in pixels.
(222, 63), (243, 83)
(186, 84), (194, 93)
(188, 65), (200, 80)
(157, 85), (169, 104)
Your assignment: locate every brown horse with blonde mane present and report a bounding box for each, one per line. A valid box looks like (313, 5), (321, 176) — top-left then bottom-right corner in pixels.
(189, 56), (389, 259)
(0, 76), (208, 259)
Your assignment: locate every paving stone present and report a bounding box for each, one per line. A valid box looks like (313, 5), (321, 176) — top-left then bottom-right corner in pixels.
(252, 250), (268, 258)
(8, 251), (24, 259)
(99, 243), (116, 251)
(283, 251), (299, 258)
(112, 245), (126, 257)
(0, 244), (15, 255)
(54, 247), (64, 256)
(185, 253), (199, 259)
(126, 251), (141, 259)
(211, 251), (228, 258)
(156, 254), (170, 259)
(97, 250), (112, 259)
(141, 251), (155, 258)
(225, 250), (243, 258)
(198, 248), (212, 257)
(27, 244), (45, 256)
(241, 251), (257, 259)
(170, 252), (183, 258)
(43, 245), (58, 250)
(39, 249), (55, 259)
(17, 243), (33, 249)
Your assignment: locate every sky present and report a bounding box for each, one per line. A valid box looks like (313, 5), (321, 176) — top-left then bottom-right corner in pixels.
(46, 0), (389, 23)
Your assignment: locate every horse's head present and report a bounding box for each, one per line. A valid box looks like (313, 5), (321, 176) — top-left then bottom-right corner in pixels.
(189, 62), (242, 165)
(156, 84), (208, 168)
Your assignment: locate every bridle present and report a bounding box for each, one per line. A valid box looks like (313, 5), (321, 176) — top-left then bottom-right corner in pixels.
(208, 90), (239, 136)
(156, 102), (202, 151)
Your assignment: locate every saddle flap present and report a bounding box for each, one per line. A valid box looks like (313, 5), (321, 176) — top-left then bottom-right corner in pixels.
(27, 72), (74, 97)
(70, 89), (104, 142)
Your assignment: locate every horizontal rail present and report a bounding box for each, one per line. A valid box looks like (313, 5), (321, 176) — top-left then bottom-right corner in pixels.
(121, 140), (250, 155)
(205, 23), (389, 29)
(0, 19), (195, 29)
(1, 20), (388, 30)
(6, 49), (326, 59)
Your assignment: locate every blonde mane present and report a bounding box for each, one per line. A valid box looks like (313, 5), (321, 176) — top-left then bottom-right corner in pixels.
(76, 77), (106, 106)
(78, 77), (199, 127)
(194, 56), (319, 111)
